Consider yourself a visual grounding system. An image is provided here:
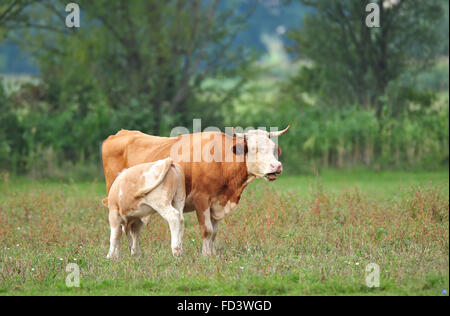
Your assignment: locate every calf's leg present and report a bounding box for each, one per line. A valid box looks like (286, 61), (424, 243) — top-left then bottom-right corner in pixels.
(129, 219), (144, 256)
(107, 209), (122, 259)
(172, 183), (185, 253)
(151, 204), (183, 255)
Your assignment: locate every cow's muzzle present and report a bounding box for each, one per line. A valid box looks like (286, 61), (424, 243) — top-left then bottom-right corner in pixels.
(265, 163), (282, 181)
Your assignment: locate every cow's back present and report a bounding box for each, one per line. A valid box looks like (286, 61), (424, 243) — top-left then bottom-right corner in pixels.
(102, 130), (178, 194)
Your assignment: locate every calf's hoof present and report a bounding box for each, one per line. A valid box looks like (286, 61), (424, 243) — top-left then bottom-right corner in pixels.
(172, 247), (183, 256)
(106, 252), (119, 259)
(130, 248), (140, 257)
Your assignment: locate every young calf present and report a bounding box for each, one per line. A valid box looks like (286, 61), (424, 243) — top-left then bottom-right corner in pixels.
(104, 158), (185, 258)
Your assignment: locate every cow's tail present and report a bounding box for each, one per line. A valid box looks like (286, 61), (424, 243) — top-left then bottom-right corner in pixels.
(134, 158), (173, 199)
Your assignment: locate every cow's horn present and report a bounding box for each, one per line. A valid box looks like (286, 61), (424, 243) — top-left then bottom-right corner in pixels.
(232, 127), (246, 138)
(269, 125), (290, 138)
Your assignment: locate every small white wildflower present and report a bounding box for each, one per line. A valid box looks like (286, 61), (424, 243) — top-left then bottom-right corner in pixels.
(59, 258), (63, 261)
(16, 244), (19, 247)
(240, 266), (244, 270)
(355, 262), (360, 266)
(31, 268), (35, 271)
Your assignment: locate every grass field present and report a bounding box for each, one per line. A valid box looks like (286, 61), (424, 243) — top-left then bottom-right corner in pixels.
(0, 170), (448, 296)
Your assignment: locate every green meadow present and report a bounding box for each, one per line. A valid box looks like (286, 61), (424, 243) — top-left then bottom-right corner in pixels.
(0, 170), (448, 296)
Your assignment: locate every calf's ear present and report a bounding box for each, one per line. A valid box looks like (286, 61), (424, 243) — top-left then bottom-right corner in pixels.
(232, 141), (248, 156)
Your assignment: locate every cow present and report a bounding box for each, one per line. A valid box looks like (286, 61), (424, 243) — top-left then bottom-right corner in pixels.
(101, 126), (290, 255)
(105, 158), (185, 258)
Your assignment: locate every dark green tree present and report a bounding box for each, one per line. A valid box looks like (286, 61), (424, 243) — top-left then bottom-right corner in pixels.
(0, 1), (31, 28)
(17, 0), (256, 135)
(288, 0), (446, 115)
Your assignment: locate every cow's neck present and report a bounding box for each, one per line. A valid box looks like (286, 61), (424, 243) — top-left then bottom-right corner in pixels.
(224, 162), (254, 204)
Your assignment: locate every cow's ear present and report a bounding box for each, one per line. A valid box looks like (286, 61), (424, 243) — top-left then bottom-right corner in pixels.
(232, 141), (248, 155)
(275, 144), (282, 157)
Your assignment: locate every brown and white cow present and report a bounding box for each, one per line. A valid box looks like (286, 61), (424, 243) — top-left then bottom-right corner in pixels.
(106, 158), (185, 258)
(102, 126), (289, 255)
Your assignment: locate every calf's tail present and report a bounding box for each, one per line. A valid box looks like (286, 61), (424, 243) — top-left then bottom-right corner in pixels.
(134, 158), (174, 199)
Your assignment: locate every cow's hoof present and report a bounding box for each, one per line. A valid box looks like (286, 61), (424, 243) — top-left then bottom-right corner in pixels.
(201, 250), (212, 256)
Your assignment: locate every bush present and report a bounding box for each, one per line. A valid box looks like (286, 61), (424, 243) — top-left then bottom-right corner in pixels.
(236, 95), (449, 174)
(0, 78), (448, 178)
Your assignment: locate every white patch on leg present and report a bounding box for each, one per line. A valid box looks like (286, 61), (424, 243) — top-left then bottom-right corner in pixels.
(150, 203), (183, 256)
(201, 208), (214, 256)
(107, 225), (121, 259)
(210, 219), (219, 255)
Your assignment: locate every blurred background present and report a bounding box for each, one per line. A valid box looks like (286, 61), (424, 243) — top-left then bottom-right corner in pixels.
(0, 0), (448, 180)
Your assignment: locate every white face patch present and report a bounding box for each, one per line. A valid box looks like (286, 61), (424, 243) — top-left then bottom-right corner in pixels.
(245, 130), (282, 178)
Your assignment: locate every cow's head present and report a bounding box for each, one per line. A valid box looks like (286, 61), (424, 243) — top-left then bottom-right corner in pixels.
(233, 126), (290, 181)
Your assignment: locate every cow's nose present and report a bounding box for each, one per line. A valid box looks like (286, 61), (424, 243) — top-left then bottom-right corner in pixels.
(271, 163), (283, 174)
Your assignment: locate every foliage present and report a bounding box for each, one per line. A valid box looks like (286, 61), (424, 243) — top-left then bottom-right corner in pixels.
(0, 1), (448, 177)
(287, 0), (447, 115)
(0, 82), (24, 171)
(16, 0), (256, 135)
(234, 98), (449, 174)
(0, 1), (32, 30)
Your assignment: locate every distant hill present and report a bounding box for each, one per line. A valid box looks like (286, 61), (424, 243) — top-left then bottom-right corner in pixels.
(233, 0), (309, 49)
(0, 42), (38, 75)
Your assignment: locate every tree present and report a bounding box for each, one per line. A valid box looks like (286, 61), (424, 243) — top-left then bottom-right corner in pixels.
(0, 1), (30, 26)
(16, 0), (256, 135)
(288, 0), (446, 115)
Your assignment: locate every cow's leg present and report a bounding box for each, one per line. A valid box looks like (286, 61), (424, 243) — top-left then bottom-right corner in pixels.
(200, 209), (214, 256)
(129, 220), (144, 256)
(107, 209), (122, 259)
(210, 218), (220, 255)
(194, 196), (214, 256)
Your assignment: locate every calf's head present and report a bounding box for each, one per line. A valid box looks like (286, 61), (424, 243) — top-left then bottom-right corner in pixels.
(233, 126), (289, 181)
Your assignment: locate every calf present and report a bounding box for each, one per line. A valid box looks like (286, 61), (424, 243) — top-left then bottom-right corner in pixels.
(104, 158), (185, 258)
